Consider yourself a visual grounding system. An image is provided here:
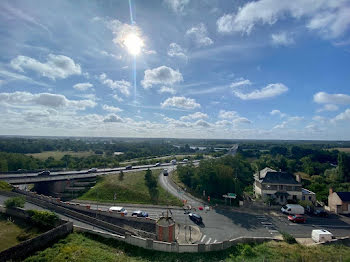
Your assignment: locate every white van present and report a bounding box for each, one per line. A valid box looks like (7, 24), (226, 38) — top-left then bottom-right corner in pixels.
(312, 229), (333, 243)
(109, 206), (128, 215)
(281, 204), (305, 215)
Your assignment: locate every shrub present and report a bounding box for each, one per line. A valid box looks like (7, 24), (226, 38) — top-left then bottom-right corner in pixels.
(17, 231), (32, 241)
(4, 196), (25, 208)
(281, 231), (297, 244)
(28, 210), (59, 229)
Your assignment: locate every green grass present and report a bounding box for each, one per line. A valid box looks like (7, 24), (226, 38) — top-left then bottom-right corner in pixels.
(78, 170), (182, 206)
(0, 214), (45, 252)
(328, 147), (350, 153)
(27, 151), (94, 160)
(24, 232), (350, 262)
(0, 180), (13, 191)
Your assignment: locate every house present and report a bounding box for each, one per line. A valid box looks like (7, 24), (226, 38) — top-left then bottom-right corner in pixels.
(254, 167), (303, 204)
(328, 188), (350, 214)
(301, 188), (316, 203)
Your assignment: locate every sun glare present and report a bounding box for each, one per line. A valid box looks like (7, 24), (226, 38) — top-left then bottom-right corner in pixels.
(123, 33), (144, 55)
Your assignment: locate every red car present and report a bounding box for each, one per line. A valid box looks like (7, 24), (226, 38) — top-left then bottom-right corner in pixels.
(288, 214), (306, 223)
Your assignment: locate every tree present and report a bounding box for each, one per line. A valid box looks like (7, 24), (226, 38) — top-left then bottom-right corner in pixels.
(4, 196), (25, 208)
(144, 169), (158, 203)
(118, 170), (124, 181)
(337, 152), (350, 182)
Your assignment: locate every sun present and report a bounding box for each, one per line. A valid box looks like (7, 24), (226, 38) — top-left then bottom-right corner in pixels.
(123, 33), (144, 56)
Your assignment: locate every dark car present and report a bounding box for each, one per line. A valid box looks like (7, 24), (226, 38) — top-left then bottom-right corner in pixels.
(132, 210), (149, 217)
(38, 170), (50, 176)
(288, 214), (306, 223)
(313, 210), (329, 217)
(125, 165), (132, 170)
(189, 213), (202, 224)
(163, 169), (169, 176)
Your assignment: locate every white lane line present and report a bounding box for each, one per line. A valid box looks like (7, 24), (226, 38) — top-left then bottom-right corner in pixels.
(213, 239), (217, 243)
(206, 237), (212, 244)
(201, 235), (206, 242)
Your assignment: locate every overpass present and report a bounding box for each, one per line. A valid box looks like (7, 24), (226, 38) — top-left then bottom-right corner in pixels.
(0, 161), (197, 185)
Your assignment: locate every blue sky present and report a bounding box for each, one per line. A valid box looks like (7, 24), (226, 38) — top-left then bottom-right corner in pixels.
(0, 0), (350, 140)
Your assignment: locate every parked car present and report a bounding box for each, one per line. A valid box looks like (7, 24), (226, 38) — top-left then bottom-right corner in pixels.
(313, 210), (329, 217)
(288, 214), (306, 223)
(109, 206), (128, 215)
(189, 213), (202, 224)
(281, 204), (305, 215)
(163, 169), (169, 176)
(132, 210), (149, 217)
(88, 168), (98, 173)
(183, 159), (188, 163)
(38, 170), (50, 176)
(125, 165), (132, 170)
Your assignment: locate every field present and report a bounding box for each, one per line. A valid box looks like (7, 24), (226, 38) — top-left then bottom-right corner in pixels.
(27, 151), (94, 160)
(329, 148), (350, 153)
(78, 170), (183, 206)
(24, 232), (350, 262)
(0, 214), (45, 252)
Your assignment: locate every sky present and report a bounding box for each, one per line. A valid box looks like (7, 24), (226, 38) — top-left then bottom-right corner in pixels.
(0, 0), (350, 140)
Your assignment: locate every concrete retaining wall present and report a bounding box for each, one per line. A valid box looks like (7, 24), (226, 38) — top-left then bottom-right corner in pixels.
(74, 226), (278, 253)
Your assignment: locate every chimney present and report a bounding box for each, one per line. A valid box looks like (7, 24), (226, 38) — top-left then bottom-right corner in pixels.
(329, 188), (333, 195)
(295, 174), (301, 183)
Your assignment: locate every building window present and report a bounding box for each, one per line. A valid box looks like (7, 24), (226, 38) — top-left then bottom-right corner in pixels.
(293, 195), (297, 200)
(302, 196), (305, 200)
(309, 196), (312, 201)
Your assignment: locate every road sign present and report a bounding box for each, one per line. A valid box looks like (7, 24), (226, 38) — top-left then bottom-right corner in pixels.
(227, 193), (237, 199)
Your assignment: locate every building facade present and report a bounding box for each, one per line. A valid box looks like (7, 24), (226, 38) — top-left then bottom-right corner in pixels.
(328, 189), (350, 214)
(254, 167), (303, 205)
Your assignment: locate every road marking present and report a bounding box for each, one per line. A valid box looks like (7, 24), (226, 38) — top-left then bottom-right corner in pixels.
(261, 222), (272, 225)
(201, 235), (206, 242)
(206, 238), (212, 244)
(213, 239), (217, 243)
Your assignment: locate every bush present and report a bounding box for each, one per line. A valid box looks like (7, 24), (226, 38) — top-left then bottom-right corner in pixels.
(17, 231), (32, 241)
(4, 196), (25, 208)
(281, 231), (297, 244)
(28, 210), (59, 229)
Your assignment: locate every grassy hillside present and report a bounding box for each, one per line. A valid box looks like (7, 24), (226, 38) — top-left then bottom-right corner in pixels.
(25, 232), (350, 262)
(78, 170), (182, 206)
(27, 151), (94, 160)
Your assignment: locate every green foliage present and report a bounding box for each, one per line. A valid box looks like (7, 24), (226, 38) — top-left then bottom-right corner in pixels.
(281, 232), (297, 244)
(0, 180), (13, 191)
(144, 169), (159, 203)
(16, 231), (32, 241)
(27, 210), (59, 229)
(4, 196), (25, 208)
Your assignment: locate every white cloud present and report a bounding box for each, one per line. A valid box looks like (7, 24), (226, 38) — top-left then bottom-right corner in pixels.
(99, 73), (131, 96)
(167, 43), (187, 60)
(103, 114), (124, 123)
(270, 109), (287, 118)
(313, 115), (327, 123)
(0, 91), (96, 110)
(233, 83), (288, 100)
(144, 50), (157, 55)
(141, 66), (183, 89)
(112, 94), (124, 102)
(186, 23), (213, 47)
(100, 50), (122, 60)
(233, 117), (252, 124)
(0, 69), (50, 87)
(163, 0), (190, 14)
(180, 112), (208, 121)
(159, 86), (176, 95)
(230, 79), (252, 88)
(218, 110), (239, 119)
(194, 119), (211, 128)
(102, 105), (123, 113)
(215, 119), (232, 126)
(314, 92), (350, 105)
(332, 109), (350, 122)
(317, 104), (339, 112)
(273, 115), (303, 129)
(10, 54), (81, 80)
(73, 82), (93, 91)
(0, 80), (4, 86)
(216, 0), (350, 39)
(161, 96), (200, 110)
(271, 32), (295, 46)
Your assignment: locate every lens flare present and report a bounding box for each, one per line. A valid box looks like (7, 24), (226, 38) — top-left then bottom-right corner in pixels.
(123, 33), (143, 55)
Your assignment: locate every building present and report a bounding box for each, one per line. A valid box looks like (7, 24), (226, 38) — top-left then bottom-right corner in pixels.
(254, 167), (303, 204)
(328, 188), (350, 214)
(301, 188), (316, 203)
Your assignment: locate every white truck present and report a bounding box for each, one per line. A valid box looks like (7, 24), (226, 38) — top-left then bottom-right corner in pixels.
(312, 229), (333, 243)
(171, 159), (177, 165)
(281, 204), (305, 215)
